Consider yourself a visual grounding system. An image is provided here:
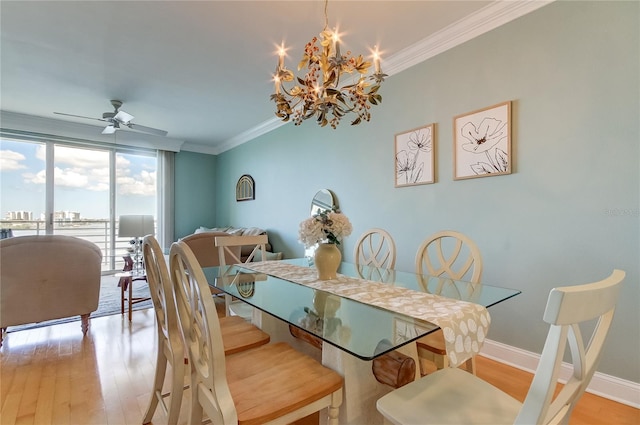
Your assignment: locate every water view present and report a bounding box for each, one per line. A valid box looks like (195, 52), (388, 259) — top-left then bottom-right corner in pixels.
(0, 219), (153, 273)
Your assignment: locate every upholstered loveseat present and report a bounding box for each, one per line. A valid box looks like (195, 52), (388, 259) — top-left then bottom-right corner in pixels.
(192, 226), (283, 261)
(0, 235), (102, 347)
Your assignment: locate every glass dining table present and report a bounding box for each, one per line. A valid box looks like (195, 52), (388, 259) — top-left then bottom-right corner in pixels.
(203, 258), (521, 425)
(204, 258), (520, 360)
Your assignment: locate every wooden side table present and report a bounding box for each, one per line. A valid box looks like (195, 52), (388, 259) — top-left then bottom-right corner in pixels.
(116, 256), (151, 321)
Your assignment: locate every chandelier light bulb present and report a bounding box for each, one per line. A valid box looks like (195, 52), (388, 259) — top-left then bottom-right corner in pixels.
(372, 47), (381, 73)
(277, 43), (286, 67)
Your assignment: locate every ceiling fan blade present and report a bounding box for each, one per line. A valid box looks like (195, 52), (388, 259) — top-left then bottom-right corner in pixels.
(102, 125), (117, 135)
(55, 102), (165, 137)
(126, 123), (168, 137)
(53, 112), (107, 122)
(114, 110), (134, 124)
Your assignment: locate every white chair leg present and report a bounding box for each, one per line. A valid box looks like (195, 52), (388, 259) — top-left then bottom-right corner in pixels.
(327, 389), (343, 425)
(189, 387), (204, 425)
(166, 355), (186, 425)
(143, 346), (168, 424)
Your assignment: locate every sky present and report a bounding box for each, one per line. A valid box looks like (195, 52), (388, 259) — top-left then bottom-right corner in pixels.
(0, 139), (156, 220)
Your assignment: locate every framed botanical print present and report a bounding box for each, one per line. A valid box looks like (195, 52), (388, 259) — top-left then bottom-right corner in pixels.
(395, 123), (436, 187)
(454, 101), (511, 180)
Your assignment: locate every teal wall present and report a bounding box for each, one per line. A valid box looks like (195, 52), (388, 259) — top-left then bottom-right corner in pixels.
(174, 150), (217, 238)
(208, 1), (639, 382)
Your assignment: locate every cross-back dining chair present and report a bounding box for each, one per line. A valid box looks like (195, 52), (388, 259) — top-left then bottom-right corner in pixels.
(169, 240), (344, 425)
(141, 236), (270, 425)
(353, 228), (397, 282)
(215, 234), (268, 317)
(215, 234), (268, 268)
(414, 230), (483, 375)
(180, 231), (240, 267)
(377, 269), (625, 425)
(180, 232), (240, 298)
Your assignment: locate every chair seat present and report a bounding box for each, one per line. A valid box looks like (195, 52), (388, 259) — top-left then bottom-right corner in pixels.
(226, 342), (344, 425)
(377, 367), (521, 425)
(416, 329), (446, 355)
(219, 315), (270, 355)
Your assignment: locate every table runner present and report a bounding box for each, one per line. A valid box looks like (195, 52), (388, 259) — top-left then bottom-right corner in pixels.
(240, 262), (490, 367)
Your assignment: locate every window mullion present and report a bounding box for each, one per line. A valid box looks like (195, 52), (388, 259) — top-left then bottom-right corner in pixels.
(45, 142), (54, 235)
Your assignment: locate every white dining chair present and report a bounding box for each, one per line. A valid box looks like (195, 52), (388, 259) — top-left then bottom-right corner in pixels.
(180, 231), (240, 268)
(215, 234), (267, 317)
(414, 230), (483, 375)
(215, 234), (268, 268)
(169, 240), (344, 425)
(141, 236), (270, 425)
(377, 269), (625, 425)
(180, 231), (239, 298)
(353, 228), (397, 281)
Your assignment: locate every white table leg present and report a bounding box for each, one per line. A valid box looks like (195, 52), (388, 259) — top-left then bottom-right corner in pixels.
(320, 343), (392, 425)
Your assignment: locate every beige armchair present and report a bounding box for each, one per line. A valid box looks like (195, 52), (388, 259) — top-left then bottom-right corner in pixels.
(0, 235), (102, 347)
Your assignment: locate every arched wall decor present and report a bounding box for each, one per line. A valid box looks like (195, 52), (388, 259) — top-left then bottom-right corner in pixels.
(236, 174), (255, 201)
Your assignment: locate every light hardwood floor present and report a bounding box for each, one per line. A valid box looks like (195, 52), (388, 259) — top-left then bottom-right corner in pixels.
(1, 309), (638, 425)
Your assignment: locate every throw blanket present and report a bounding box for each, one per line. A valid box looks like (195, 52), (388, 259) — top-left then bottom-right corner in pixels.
(241, 262), (490, 367)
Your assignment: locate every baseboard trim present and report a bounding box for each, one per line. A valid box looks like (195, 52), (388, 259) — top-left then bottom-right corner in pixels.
(480, 339), (640, 408)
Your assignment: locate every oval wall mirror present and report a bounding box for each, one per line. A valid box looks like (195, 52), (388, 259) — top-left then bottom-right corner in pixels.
(310, 189), (337, 215)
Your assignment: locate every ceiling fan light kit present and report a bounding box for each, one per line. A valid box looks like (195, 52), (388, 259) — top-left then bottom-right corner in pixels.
(54, 99), (168, 137)
(271, 0), (386, 129)
(102, 124), (117, 135)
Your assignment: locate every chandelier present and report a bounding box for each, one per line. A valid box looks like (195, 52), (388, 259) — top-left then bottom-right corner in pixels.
(271, 0), (386, 129)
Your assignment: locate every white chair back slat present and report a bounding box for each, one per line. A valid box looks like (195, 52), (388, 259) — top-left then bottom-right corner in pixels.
(415, 230), (483, 284)
(353, 228), (396, 282)
(215, 235), (268, 268)
(516, 269), (624, 424)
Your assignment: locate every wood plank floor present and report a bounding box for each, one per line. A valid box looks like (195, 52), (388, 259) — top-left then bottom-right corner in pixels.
(1, 309), (638, 425)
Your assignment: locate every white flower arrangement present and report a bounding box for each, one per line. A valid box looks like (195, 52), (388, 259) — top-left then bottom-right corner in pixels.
(298, 208), (353, 248)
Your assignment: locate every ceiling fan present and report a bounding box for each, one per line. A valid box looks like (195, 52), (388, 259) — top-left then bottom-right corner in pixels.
(54, 100), (168, 137)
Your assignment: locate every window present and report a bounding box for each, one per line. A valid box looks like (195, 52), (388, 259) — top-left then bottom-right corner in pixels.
(0, 137), (158, 272)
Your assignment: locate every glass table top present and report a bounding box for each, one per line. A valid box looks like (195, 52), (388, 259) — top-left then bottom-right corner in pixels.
(203, 259), (520, 361)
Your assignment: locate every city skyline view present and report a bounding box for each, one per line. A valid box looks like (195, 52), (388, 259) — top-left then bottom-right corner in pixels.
(0, 139), (157, 220)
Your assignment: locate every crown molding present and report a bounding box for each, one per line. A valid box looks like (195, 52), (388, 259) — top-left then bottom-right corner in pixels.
(215, 117), (287, 155)
(179, 141), (219, 155)
(218, 0), (554, 153)
(386, 0), (554, 76)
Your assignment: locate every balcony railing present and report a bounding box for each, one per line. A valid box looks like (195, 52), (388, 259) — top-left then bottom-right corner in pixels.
(0, 219), (150, 274)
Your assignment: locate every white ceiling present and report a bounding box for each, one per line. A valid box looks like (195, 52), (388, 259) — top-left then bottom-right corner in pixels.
(0, 1), (549, 154)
